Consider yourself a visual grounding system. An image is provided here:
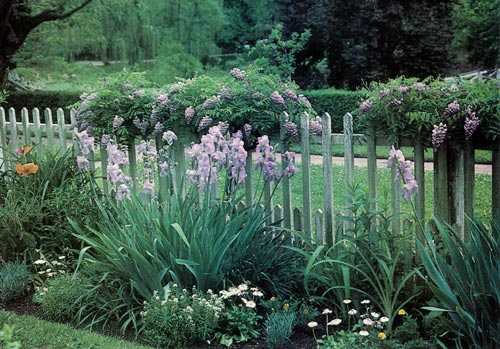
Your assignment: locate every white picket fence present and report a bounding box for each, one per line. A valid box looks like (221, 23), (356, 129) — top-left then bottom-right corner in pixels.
(2, 106), (499, 245)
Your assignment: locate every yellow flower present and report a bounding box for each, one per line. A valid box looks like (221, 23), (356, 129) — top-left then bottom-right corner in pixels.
(398, 309), (407, 315)
(378, 332), (387, 340)
(283, 303), (290, 309)
(16, 162), (39, 177)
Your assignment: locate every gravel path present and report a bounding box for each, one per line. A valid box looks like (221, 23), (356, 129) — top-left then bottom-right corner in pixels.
(291, 154), (493, 175)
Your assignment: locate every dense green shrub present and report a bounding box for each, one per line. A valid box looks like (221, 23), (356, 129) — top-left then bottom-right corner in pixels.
(0, 147), (98, 261)
(34, 273), (94, 322)
(73, 68), (317, 145)
(356, 76), (500, 147)
(303, 89), (366, 132)
(3, 90), (81, 120)
(141, 284), (224, 348)
(0, 261), (32, 303)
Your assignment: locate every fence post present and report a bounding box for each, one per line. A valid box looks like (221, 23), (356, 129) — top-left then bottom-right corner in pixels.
(434, 143), (449, 222)
(0, 108), (8, 170)
(245, 153), (253, 207)
(367, 121), (378, 231)
(463, 140), (474, 241)
(281, 113), (293, 230)
(264, 180), (273, 225)
(100, 144), (109, 195)
(300, 113), (313, 237)
(172, 140), (186, 197)
(70, 110), (79, 156)
(322, 113), (335, 246)
(414, 140), (425, 242)
(448, 142), (465, 239)
(391, 163), (401, 237)
(343, 113), (355, 234)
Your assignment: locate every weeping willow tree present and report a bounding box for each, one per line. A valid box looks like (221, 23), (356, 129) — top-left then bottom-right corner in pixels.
(15, 0), (226, 66)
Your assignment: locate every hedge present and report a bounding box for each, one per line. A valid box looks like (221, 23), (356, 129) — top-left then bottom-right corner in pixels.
(3, 90), (82, 122)
(302, 88), (366, 132)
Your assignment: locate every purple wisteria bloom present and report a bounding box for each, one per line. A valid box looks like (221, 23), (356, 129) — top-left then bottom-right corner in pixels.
(464, 105), (480, 139)
(162, 130), (178, 145)
(202, 96), (220, 110)
(432, 123), (447, 149)
(379, 88), (390, 99)
(230, 68), (246, 80)
(185, 106), (195, 123)
(309, 117), (323, 136)
(398, 86), (411, 94)
(270, 91), (287, 108)
(359, 99), (373, 114)
(387, 146), (418, 202)
(387, 98), (402, 107)
(244, 123), (253, 137)
(218, 86), (233, 101)
(283, 120), (300, 140)
(413, 82), (427, 91)
(283, 89), (298, 101)
(445, 101), (460, 114)
(198, 116), (213, 132)
(153, 122), (164, 135)
(298, 94), (312, 109)
(112, 116), (124, 131)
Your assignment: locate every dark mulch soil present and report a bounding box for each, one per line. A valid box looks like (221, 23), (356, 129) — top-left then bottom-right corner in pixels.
(3, 294), (317, 349)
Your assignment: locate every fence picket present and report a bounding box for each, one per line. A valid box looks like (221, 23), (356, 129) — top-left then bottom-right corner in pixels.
(45, 108), (55, 154)
(322, 113), (334, 246)
(245, 155), (253, 207)
(21, 108), (30, 146)
(273, 204), (283, 227)
(315, 209), (324, 244)
(8, 108), (18, 154)
(281, 114), (293, 229)
(300, 113), (313, 237)
(0, 108), (7, 170)
(492, 138), (500, 221)
(293, 208), (302, 232)
(343, 113), (354, 234)
(57, 108), (67, 153)
(33, 108), (42, 146)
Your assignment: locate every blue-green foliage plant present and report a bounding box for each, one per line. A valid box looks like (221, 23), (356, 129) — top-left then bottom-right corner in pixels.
(0, 261), (32, 303)
(417, 218), (500, 348)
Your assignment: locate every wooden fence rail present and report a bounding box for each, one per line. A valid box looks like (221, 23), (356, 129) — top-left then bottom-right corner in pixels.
(2, 106), (499, 245)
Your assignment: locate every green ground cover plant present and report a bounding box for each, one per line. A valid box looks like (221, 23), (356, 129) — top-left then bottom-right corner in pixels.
(0, 310), (154, 349)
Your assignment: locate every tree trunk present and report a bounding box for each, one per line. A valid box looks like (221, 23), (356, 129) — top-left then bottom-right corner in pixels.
(0, 54), (10, 89)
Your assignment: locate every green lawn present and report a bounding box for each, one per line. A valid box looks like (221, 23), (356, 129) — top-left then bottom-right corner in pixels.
(0, 310), (153, 349)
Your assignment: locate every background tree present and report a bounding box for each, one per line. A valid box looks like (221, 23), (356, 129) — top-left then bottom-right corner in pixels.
(453, 0), (500, 69)
(0, 0), (93, 87)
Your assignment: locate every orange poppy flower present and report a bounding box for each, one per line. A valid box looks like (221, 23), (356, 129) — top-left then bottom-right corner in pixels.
(15, 163), (39, 177)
